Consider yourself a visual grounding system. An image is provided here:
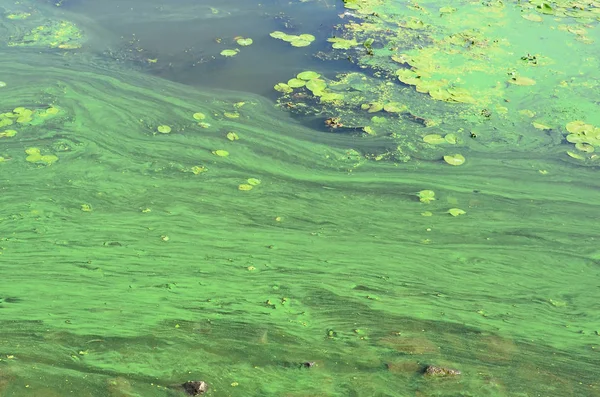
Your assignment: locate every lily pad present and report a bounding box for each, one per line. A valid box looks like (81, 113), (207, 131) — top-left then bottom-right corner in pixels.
(327, 37), (359, 49)
(447, 208), (466, 216)
(508, 76), (536, 86)
(238, 184), (253, 191)
(212, 150), (229, 157)
(220, 49), (239, 57)
(193, 112), (206, 120)
(443, 154), (466, 166)
(287, 78), (306, 88)
(290, 39), (311, 47)
(575, 142), (594, 153)
(226, 132), (240, 141)
(157, 125), (171, 134)
(566, 120), (593, 134)
(236, 38), (253, 46)
(305, 79), (327, 95)
(247, 178), (261, 185)
(423, 134), (446, 145)
(444, 134), (457, 144)
(417, 190), (435, 203)
(320, 92), (344, 102)
(383, 102), (407, 113)
(297, 71), (321, 81)
(274, 83), (293, 94)
(269, 31), (288, 39)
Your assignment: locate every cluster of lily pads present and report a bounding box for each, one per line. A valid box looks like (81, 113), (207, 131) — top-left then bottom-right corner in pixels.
(269, 31), (315, 47)
(417, 190), (466, 216)
(25, 147), (58, 165)
(564, 120), (599, 161)
(274, 71), (344, 102)
(220, 37), (253, 57)
(0, 106), (60, 130)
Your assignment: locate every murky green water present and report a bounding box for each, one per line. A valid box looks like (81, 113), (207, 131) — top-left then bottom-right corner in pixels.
(0, 0), (599, 396)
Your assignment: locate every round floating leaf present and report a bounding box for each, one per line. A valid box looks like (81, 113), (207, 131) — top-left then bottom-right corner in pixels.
(298, 34), (315, 42)
(383, 102), (407, 113)
(443, 154), (466, 166)
(305, 79), (327, 94)
(0, 130), (17, 138)
(26, 154), (42, 162)
(220, 49), (239, 57)
(417, 190), (435, 203)
(270, 31), (288, 39)
(532, 122), (551, 130)
(238, 184), (253, 191)
(566, 120), (593, 134)
(287, 78), (306, 88)
(212, 150), (229, 157)
(236, 38), (253, 46)
(370, 116), (387, 124)
(575, 143), (594, 153)
(41, 154), (58, 164)
(367, 103), (384, 113)
(226, 131), (239, 141)
(290, 39), (311, 47)
(297, 71), (320, 81)
(508, 76), (536, 86)
(320, 92), (344, 102)
(423, 134), (446, 145)
(223, 112), (239, 119)
(566, 134), (584, 143)
(193, 112), (206, 120)
(566, 151), (585, 160)
(274, 83), (293, 94)
(157, 125), (171, 134)
(0, 81), (6, 88)
(25, 147), (40, 155)
(447, 208), (466, 216)
(247, 178), (261, 185)
(444, 133), (457, 144)
(421, 211), (433, 216)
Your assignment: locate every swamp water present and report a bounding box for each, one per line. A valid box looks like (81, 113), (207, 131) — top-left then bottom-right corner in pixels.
(0, 0), (599, 396)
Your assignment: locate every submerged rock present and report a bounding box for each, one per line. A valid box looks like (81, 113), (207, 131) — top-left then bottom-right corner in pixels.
(182, 381), (208, 396)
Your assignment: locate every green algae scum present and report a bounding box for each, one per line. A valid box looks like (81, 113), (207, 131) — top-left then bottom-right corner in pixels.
(1, 0), (600, 396)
